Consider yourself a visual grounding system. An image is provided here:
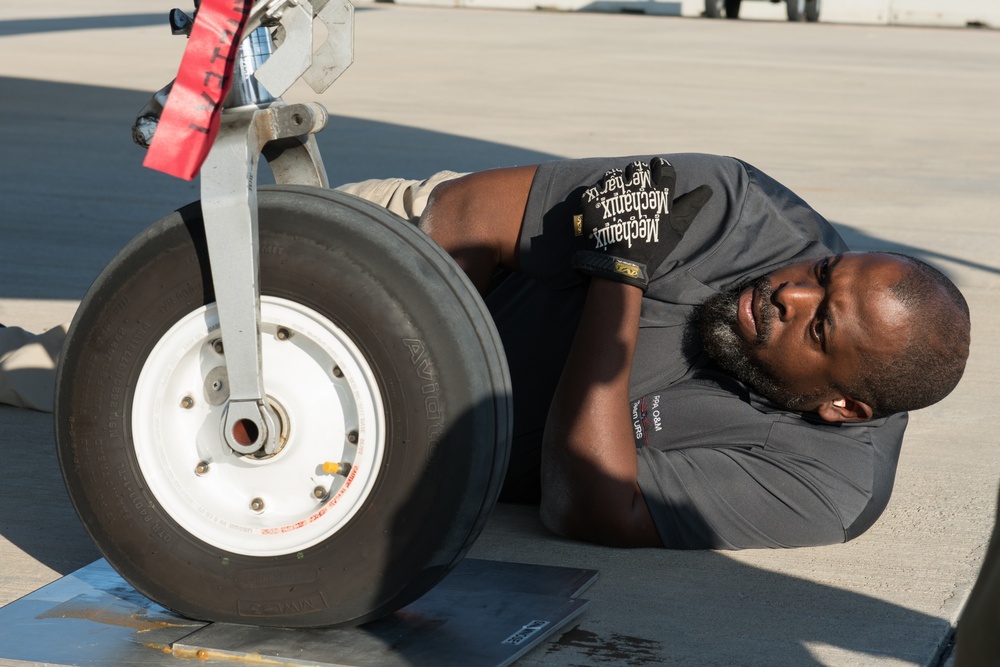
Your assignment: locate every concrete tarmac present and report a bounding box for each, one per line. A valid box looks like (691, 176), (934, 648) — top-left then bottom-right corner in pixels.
(1, 2), (998, 665)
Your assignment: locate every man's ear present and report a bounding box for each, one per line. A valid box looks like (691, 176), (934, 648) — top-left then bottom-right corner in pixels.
(816, 396), (874, 423)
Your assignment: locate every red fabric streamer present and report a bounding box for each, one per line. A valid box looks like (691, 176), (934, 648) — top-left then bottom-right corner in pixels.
(144, 0), (253, 180)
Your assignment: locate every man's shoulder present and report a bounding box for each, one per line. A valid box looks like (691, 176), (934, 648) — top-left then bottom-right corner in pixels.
(651, 155), (849, 294)
(635, 370), (908, 549)
(635, 368), (908, 453)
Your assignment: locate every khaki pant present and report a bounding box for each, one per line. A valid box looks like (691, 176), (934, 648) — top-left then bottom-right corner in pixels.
(333, 170), (464, 222)
(0, 171), (463, 413)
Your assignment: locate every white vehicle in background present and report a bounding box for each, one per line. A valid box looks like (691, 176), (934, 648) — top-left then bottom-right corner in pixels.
(706, 0), (821, 21)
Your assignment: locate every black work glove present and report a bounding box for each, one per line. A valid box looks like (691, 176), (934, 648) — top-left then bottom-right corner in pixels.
(571, 158), (712, 291)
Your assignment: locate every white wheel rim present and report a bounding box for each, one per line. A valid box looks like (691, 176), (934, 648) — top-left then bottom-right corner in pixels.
(132, 296), (385, 557)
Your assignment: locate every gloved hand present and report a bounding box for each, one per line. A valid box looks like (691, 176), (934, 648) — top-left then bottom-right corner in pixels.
(572, 158), (711, 291)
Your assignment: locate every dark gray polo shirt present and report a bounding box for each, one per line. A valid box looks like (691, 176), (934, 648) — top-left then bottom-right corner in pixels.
(485, 153), (905, 549)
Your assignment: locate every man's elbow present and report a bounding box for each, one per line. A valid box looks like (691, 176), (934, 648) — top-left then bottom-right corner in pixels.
(539, 487), (661, 548)
(539, 500), (608, 545)
(539, 485), (577, 540)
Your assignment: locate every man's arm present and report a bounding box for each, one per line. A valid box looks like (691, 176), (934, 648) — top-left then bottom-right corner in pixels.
(420, 165), (537, 294)
(539, 277), (661, 547)
(420, 159), (703, 547)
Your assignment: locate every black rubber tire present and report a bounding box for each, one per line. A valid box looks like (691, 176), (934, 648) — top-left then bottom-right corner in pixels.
(705, 0), (724, 18)
(805, 0), (820, 21)
(725, 0), (741, 18)
(786, 0), (805, 21)
(55, 186), (511, 628)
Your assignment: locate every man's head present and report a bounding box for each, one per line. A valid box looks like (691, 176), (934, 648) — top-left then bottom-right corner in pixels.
(696, 251), (971, 422)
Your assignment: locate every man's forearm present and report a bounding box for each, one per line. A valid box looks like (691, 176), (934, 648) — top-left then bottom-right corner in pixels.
(540, 278), (660, 547)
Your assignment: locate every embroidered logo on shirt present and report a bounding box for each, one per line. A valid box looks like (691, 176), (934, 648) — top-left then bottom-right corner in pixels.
(632, 394), (663, 445)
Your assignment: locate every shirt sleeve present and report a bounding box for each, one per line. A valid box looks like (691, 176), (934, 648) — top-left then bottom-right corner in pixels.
(630, 378), (905, 550)
(637, 443), (853, 549)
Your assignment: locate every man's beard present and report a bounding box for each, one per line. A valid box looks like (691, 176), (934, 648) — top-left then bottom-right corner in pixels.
(695, 275), (822, 411)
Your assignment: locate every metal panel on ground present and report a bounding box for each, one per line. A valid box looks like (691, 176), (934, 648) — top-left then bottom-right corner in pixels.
(0, 558), (596, 667)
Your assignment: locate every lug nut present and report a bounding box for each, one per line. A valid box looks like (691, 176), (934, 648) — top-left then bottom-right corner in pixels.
(312, 486), (327, 499)
(276, 327), (291, 340)
(195, 461), (210, 476)
(180, 395), (195, 409)
(332, 365), (343, 378)
(250, 498), (265, 512)
(213, 339), (224, 354)
(347, 431), (358, 444)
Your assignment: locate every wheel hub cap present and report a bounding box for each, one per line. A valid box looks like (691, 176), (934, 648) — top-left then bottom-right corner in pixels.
(132, 296), (385, 557)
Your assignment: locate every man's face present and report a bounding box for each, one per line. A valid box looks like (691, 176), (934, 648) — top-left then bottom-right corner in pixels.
(698, 252), (913, 416)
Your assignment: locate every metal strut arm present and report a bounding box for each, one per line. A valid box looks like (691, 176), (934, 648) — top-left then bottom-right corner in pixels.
(194, 0), (352, 455)
(201, 102), (328, 455)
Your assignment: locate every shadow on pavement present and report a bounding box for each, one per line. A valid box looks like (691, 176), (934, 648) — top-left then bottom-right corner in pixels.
(0, 405), (101, 578)
(0, 76), (560, 302)
(834, 224), (1000, 277)
(0, 14), (166, 37)
(479, 505), (951, 666)
(542, 550), (951, 665)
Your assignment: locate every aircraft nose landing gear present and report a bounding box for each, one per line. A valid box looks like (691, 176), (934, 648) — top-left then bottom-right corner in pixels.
(56, 188), (512, 628)
(55, 0), (511, 628)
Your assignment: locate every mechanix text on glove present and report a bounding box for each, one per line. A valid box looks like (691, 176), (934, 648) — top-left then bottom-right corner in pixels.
(582, 169), (670, 249)
(572, 158), (677, 291)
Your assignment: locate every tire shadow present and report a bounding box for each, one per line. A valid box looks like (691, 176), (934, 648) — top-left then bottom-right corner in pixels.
(0, 75), (560, 302)
(0, 405), (101, 594)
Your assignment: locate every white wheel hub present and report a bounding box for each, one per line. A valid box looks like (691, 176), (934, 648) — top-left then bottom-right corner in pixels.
(133, 296), (385, 556)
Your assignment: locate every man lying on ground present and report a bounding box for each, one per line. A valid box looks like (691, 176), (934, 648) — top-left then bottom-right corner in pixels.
(0, 153), (971, 550)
